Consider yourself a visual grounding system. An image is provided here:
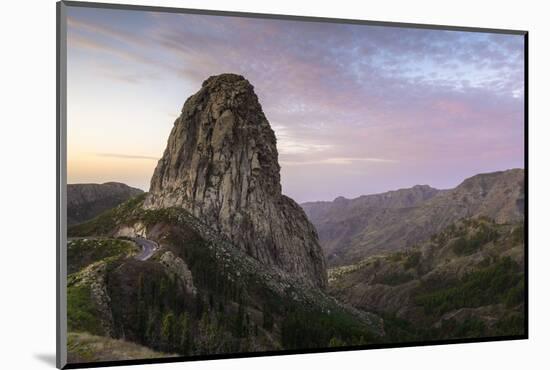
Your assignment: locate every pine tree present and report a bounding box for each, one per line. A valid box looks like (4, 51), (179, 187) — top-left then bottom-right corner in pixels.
(178, 312), (191, 354)
(161, 311), (176, 350)
(328, 336), (346, 347)
(263, 305), (274, 331)
(235, 303), (246, 338)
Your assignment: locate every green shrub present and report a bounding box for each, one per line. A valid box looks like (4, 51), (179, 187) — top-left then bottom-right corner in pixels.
(504, 277), (525, 308)
(450, 236), (471, 255)
(451, 224), (498, 256)
(262, 305), (274, 331)
(439, 318), (487, 338)
(404, 251), (421, 270)
(511, 224), (525, 244)
(161, 311), (177, 349)
(281, 308), (374, 350)
(67, 238), (137, 274)
(328, 337), (347, 347)
(377, 271), (415, 286)
(494, 314), (525, 336)
(378, 313), (425, 343)
(387, 252), (404, 262)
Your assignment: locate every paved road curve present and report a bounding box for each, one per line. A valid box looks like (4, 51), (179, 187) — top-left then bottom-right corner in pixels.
(133, 237), (158, 261)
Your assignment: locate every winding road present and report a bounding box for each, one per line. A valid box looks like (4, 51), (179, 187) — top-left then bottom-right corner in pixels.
(133, 237), (158, 261)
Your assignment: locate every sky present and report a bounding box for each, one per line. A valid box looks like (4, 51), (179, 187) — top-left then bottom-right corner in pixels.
(66, 6), (525, 203)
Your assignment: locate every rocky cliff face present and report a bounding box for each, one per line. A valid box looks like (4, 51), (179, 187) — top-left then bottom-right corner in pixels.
(302, 169), (524, 266)
(145, 74), (327, 289)
(67, 182), (144, 226)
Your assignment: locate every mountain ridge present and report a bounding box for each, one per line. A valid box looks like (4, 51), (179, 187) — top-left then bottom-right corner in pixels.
(67, 182), (144, 226)
(301, 168), (524, 266)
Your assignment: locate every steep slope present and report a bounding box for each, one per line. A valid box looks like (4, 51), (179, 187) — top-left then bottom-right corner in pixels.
(145, 74), (326, 289)
(65, 74), (384, 363)
(68, 182), (144, 226)
(302, 169), (524, 266)
(302, 185), (440, 264)
(68, 195), (383, 360)
(329, 217), (525, 342)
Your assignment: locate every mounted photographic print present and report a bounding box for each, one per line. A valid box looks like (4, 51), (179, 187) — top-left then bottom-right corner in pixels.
(56, 1), (528, 368)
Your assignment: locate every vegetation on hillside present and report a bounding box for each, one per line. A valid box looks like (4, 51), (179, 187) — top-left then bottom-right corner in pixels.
(67, 284), (103, 336)
(329, 217), (526, 343)
(67, 237), (140, 336)
(66, 197), (380, 360)
(68, 194), (147, 237)
(67, 238), (138, 274)
(67, 194), (525, 359)
(414, 256), (523, 315)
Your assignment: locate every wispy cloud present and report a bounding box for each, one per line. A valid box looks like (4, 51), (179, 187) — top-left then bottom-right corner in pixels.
(67, 17), (147, 47)
(96, 153), (159, 161)
(274, 125), (333, 155)
(68, 33), (159, 68)
(67, 7), (524, 202)
(280, 157), (398, 166)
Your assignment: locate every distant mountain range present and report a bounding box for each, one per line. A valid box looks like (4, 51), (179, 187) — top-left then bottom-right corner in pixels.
(302, 169), (524, 266)
(67, 182), (143, 226)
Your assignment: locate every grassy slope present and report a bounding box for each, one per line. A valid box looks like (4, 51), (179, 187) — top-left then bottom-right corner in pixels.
(67, 332), (174, 364)
(68, 238), (138, 274)
(67, 237), (139, 336)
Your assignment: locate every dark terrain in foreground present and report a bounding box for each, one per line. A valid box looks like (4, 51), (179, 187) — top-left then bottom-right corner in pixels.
(66, 186), (525, 361)
(67, 194), (382, 361)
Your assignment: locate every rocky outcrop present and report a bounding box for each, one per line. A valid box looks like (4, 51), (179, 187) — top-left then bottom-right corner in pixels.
(159, 251), (197, 296)
(145, 74), (327, 289)
(67, 182), (143, 226)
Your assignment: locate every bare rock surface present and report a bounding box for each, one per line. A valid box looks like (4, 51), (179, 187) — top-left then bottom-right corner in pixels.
(145, 74), (327, 289)
(159, 250), (197, 295)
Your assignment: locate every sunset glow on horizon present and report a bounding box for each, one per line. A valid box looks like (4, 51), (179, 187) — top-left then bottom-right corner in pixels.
(67, 7), (525, 203)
